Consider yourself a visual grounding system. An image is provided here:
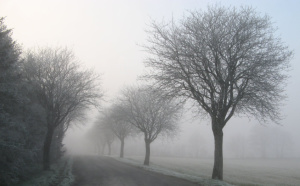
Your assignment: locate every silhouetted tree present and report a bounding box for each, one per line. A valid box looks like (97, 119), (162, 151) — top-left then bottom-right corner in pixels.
(22, 47), (103, 170)
(120, 86), (181, 165)
(86, 124), (105, 155)
(88, 116), (116, 156)
(104, 103), (136, 158)
(143, 6), (292, 179)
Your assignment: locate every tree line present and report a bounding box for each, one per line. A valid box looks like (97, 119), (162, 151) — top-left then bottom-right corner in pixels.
(1, 4), (292, 183)
(0, 18), (103, 185)
(87, 86), (182, 165)
(87, 5), (292, 181)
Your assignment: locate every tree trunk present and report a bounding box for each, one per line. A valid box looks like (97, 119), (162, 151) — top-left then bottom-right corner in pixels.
(212, 127), (223, 180)
(101, 143), (105, 155)
(43, 126), (55, 170)
(120, 138), (124, 158)
(108, 143), (111, 156)
(144, 139), (151, 165)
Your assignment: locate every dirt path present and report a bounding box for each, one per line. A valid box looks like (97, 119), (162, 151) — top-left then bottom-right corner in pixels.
(71, 156), (200, 186)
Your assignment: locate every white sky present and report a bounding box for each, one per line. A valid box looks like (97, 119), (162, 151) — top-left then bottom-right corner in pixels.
(1, 0), (300, 155)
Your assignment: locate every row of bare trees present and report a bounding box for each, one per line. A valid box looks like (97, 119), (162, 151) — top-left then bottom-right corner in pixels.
(88, 86), (182, 165)
(0, 17), (103, 184)
(22, 48), (103, 170)
(141, 5), (292, 180)
(87, 5), (291, 181)
(0, 4), (288, 183)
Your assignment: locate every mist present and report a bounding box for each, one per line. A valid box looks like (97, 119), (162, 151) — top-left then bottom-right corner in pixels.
(1, 0), (300, 185)
(64, 111), (300, 159)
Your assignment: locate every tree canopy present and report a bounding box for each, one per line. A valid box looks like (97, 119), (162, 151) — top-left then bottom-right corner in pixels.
(143, 6), (292, 179)
(23, 47), (103, 170)
(119, 86), (181, 165)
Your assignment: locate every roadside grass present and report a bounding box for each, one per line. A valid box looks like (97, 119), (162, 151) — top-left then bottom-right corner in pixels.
(113, 156), (233, 186)
(15, 156), (74, 186)
(118, 156), (300, 186)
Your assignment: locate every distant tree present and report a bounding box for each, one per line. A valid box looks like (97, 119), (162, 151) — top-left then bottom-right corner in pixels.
(120, 86), (181, 165)
(88, 115), (116, 156)
(22, 47), (103, 170)
(86, 125), (105, 155)
(143, 6), (292, 179)
(250, 126), (293, 158)
(101, 124), (115, 155)
(104, 103), (136, 158)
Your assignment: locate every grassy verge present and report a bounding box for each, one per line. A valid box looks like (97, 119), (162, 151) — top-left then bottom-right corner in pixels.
(119, 156), (300, 186)
(16, 157), (74, 186)
(113, 156), (234, 186)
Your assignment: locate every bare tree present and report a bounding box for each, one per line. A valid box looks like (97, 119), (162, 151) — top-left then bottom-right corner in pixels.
(104, 103), (136, 158)
(22, 47), (103, 170)
(86, 124), (106, 155)
(120, 86), (181, 165)
(89, 115), (116, 156)
(143, 6), (292, 179)
(100, 122), (115, 156)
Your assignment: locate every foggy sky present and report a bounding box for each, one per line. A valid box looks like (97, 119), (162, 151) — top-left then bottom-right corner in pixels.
(1, 0), (300, 158)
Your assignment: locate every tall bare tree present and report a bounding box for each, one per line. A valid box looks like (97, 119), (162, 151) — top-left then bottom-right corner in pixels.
(120, 86), (181, 165)
(22, 47), (103, 170)
(143, 6), (292, 179)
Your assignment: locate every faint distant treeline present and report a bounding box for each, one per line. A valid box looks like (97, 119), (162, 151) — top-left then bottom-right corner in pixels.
(85, 125), (295, 159)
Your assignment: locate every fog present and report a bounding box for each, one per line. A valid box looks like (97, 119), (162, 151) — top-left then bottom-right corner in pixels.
(64, 113), (299, 159)
(1, 0), (300, 163)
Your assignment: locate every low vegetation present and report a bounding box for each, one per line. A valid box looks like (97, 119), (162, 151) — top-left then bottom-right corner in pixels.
(123, 156), (300, 185)
(16, 157), (74, 186)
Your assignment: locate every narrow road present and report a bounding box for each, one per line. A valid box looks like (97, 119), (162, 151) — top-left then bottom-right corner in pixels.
(71, 156), (200, 186)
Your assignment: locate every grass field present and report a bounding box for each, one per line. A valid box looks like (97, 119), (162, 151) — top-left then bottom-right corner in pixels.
(126, 156), (300, 186)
